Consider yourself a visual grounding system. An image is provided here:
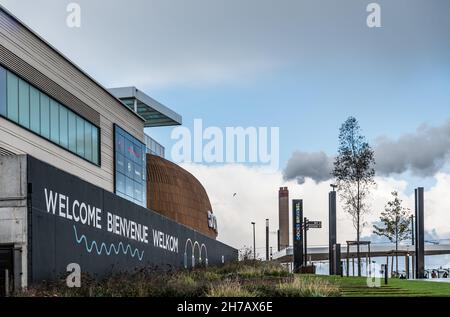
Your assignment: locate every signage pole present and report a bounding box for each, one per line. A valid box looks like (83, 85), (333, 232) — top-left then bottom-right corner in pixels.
(292, 200), (303, 273)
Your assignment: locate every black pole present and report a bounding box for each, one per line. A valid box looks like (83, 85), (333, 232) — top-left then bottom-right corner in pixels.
(265, 219), (269, 261)
(292, 200), (304, 273)
(304, 217), (308, 267)
(415, 188), (425, 278)
(411, 215), (415, 246)
(277, 230), (280, 251)
(384, 264), (388, 285)
(329, 190), (337, 275)
(252, 222), (256, 260)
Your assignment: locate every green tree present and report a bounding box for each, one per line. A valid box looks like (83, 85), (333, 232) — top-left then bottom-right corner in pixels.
(373, 191), (412, 275)
(333, 117), (376, 277)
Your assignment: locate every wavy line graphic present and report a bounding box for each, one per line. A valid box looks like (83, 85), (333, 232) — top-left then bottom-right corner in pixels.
(73, 225), (144, 261)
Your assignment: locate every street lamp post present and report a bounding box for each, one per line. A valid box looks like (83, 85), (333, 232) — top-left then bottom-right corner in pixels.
(266, 219), (270, 261)
(251, 222), (256, 260)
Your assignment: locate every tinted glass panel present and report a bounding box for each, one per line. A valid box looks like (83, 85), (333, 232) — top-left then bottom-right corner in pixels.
(40, 94), (50, 138)
(92, 127), (99, 164)
(84, 121), (92, 161)
(76, 116), (84, 157)
(30, 86), (40, 133)
(59, 106), (68, 148)
(0, 67), (7, 117)
(2, 68), (100, 165)
(68, 111), (77, 152)
(114, 125), (146, 207)
(6, 72), (18, 123)
(18, 79), (30, 128)
(50, 100), (59, 143)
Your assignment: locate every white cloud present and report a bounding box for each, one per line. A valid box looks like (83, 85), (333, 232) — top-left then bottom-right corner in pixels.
(181, 163), (450, 255)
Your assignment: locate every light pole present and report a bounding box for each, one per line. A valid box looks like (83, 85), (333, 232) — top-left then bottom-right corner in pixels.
(266, 219), (269, 261)
(251, 222), (256, 260)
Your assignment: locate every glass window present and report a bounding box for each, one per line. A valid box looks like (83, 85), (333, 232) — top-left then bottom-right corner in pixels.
(29, 86), (40, 133)
(125, 176), (134, 198)
(76, 116), (84, 157)
(6, 72), (18, 123)
(116, 172), (125, 195)
(125, 138), (133, 160)
(50, 100), (59, 144)
(0, 67), (100, 166)
(18, 79), (30, 128)
(116, 153), (125, 175)
(68, 111), (76, 152)
(40, 94), (50, 138)
(116, 132), (124, 153)
(0, 67), (6, 117)
(84, 121), (92, 161)
(134, 181), (143, 201)
(92, 127), (99, 164)
(114, 125), (146, 207)
(134, 163), (142, 182)
(125, 158), (134, 179)
(59, 106), (68, 148)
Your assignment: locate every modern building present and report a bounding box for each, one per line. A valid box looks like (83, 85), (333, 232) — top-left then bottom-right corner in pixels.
(0, 6), (235, 295)
(147, 154), (218, 239)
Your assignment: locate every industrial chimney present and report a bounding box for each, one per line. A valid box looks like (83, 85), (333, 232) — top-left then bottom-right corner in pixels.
(278, 187), (289, 251)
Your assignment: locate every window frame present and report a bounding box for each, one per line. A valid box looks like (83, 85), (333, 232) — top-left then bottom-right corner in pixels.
(113, 123), (146, 207)
(0, 64), (102, 167)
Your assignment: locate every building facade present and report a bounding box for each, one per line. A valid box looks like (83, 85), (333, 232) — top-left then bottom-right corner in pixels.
(0, 6), (235, 295)
(147, 154), (218, 239)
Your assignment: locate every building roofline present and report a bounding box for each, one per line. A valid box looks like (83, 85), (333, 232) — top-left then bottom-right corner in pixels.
(0, 5), (145, 123)
(108, 86), (182, 127)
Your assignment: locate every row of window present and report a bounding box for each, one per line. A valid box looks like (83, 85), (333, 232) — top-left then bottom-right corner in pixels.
(0, 66), (100, 165)
(115, 125), (147, 207)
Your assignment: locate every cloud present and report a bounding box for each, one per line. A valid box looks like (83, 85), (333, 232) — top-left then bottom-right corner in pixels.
(1, 0), (450, 89)
(283, 151), (333, 184)
(181, 163), (450, 254)
(284, 120), (450, 183)
(375, 121), (450, 177)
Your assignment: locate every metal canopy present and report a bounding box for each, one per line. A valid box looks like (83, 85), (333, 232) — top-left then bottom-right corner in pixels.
(108, 87), (182, 127)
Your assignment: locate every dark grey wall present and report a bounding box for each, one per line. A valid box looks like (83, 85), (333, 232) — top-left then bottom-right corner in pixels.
(27, 156), (237, 284)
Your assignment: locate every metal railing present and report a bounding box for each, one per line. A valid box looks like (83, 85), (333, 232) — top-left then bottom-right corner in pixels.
(144, 134), (165, 158)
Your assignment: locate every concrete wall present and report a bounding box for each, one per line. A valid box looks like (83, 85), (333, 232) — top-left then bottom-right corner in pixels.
(28, 155), (237, 283)
(0, 155), (28, 289)
(0, 7), (145, 192)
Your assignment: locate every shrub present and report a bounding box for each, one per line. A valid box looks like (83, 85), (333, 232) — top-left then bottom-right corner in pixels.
(207, 280), (256, 297)
(275, 276), (341, 297)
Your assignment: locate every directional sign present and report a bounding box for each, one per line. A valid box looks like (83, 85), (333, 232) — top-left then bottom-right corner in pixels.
(307, 221), (322, 229)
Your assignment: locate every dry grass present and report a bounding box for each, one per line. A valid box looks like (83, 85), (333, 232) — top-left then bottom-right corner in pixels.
(276, 276), (340, 297)
(207, 279), (256, 297)
(17, 262), (341, 297)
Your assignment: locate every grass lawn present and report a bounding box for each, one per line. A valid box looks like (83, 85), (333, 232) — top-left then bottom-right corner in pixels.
(313, 275), (450, 297)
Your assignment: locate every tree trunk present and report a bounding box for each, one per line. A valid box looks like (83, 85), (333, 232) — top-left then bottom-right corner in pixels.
(357, 180), (361, 277)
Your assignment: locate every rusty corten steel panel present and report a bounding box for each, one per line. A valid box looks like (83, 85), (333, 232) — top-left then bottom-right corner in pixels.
(146, 154), (218, 239)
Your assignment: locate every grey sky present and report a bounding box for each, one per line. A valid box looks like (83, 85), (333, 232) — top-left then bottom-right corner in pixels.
(1, 0), (449, 89)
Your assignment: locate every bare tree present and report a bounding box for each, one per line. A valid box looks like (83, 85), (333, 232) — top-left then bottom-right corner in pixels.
(333, 117), (376, 277)
(373, 191), (412, 275)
